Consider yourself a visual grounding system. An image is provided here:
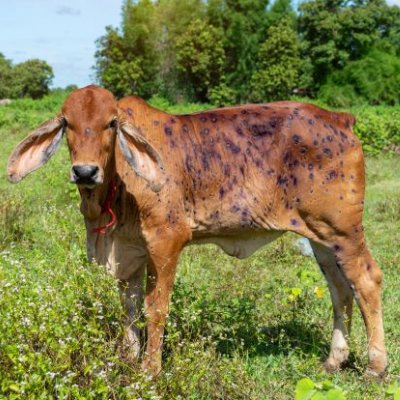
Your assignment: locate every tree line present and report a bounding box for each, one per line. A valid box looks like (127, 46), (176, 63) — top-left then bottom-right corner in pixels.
(0, 54), (54, 99)
(94, 0), (400, 107)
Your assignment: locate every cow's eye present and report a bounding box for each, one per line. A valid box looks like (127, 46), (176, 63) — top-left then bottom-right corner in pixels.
(108, 119), (117, 130)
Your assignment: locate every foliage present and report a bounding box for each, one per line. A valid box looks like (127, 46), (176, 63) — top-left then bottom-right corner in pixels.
(206, 0), (270, 101)
(175, 19), (225, 102)
(93, 0), (400, 106)
(295, 378), (346, 400)
(208, 81), (238, 107)
(250, 18), (307, 102)
(298, 0), (400, 90)
(95, 0), (159, 98)
(386, 381), (400, 399)
(319, 49), (400, 107)
(0, 53), (13, 99)
(0, 55), (53, 100)
(10, 59), (54, 99)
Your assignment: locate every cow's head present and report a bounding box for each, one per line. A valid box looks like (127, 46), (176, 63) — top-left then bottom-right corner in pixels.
(7, 85), (165, 195)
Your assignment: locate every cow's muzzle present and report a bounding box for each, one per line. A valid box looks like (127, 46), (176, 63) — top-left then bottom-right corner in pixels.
(70, 164), (103, 187)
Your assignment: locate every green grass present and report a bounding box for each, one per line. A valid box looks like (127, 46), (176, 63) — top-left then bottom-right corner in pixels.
(0, 93), (400, 399)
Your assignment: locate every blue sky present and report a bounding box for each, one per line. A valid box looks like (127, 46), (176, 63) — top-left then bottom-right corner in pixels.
(1, 0), (399, 88)
(0, 0), (123, 88)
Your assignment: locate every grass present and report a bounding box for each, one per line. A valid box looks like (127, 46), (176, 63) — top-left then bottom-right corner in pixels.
(0, 93), (400, 399)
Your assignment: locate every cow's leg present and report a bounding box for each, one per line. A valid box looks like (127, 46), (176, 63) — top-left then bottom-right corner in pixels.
(119, 265), (145, 361)
(141, 237), (183, 376)
(310, 240), (353, 372)
(331, 241), (387, 377)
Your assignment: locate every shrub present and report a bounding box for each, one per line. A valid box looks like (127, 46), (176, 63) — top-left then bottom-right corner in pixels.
(319, 49), (400, 107)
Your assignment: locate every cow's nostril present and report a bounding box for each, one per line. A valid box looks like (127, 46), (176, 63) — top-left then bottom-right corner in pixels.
(72, 165), (99, 180)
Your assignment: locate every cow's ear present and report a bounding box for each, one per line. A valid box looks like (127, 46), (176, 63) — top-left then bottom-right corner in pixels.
(7, 117), (65, 183)
(117, 122), (165, 192)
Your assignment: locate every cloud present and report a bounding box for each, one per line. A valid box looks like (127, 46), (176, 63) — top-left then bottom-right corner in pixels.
(56, 6), (80, 16)
(387, 0), (400, 5)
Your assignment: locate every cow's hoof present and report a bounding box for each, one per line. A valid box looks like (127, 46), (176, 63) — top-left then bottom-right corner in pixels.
(324, 359), (341, 374)
(365, 348), (387, 380)
(142, 358), (162, 378)
(365, 366), (386, 380)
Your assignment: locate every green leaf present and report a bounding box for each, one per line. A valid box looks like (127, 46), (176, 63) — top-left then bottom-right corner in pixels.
(326, 388), (346, 400)
(8, 384), (19, 393)
(296, 378), (316, 400)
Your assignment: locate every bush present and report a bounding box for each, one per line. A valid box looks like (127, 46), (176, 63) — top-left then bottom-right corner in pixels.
(353, 106), (400, 154)
(319, 49), (400, 107)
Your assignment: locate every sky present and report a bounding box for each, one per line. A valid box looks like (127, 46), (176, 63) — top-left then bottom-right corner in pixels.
(1, 0), (400, 88)
(0, 0), (123, 88)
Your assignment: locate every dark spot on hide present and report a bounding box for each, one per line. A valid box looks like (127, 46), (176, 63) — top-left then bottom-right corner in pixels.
(164, 126), (173, 136)
(219, 186), (225, 199)
(236, 127), (244, 136)
(340, 131), (348, 141)
(202, 128), (210, 136)
(292, 134), (301, 144)
(277, 175), (288, 186)
(326, 170), (337, 180)
(127, 108), (133, 116)
(223, 164), (231, 177)
(201, 152), (210, 170)
(323, 148), (332, 157)
(185, 155), (194, 173)
(300, 146), (308, 154)
(290, 219), (298, 226)
(231, 204), (241, 213)
(251, 124), (273, 137)
(210, 210), (220, 220)
(225, 139), (241, 154)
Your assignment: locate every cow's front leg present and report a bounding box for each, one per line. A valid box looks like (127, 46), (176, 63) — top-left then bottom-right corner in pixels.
(142, 236), (184, 376)
(119, 265), (145, 362)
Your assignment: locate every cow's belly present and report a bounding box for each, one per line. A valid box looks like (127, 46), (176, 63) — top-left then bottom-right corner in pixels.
(190, 231), (283, 259)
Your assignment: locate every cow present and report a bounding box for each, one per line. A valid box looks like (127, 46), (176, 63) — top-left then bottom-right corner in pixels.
(7, 85), (387, 378)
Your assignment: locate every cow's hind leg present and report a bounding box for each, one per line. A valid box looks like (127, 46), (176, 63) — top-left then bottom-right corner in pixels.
(119, 265), (145, 362)
(310, 240), (353, 372)
(332, 241), (387, 377)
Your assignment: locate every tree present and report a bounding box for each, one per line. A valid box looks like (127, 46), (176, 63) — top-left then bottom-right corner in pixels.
(299, 0), (400, 89)
(175, 19), (225, 102)
(250, 18), (308, 101)
(319, 49), (400, 106)
(95, 0), (159, 98)
(207, 0), (270, 101)
(11, 59), (53, 99)
(0, 53), (13, 98)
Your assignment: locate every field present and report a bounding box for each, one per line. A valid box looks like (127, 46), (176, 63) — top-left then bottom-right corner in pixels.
(0, 93), (400, 399)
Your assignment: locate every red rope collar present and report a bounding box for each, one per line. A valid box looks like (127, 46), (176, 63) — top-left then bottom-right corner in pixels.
(92, 178), (117, 234)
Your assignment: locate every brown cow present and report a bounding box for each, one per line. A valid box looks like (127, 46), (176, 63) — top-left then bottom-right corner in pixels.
(7, 85), (387, 377)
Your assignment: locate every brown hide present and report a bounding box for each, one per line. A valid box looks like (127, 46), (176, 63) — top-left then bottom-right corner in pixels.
(7, 86), (387, 378)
